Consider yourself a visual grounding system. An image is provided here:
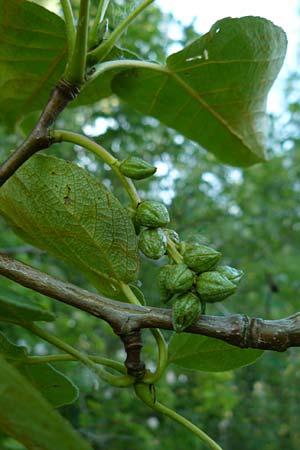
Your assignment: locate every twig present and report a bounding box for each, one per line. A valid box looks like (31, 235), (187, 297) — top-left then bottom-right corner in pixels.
(0, 79), (79, 187)
(1, 253), (300, 352)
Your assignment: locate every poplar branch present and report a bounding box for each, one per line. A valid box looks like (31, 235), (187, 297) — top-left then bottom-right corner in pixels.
(0, 252), (300, 352)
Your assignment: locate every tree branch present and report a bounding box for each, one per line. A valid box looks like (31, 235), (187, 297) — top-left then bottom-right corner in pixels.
(0, 79), (79, 187)
(0, 252), (300, 352)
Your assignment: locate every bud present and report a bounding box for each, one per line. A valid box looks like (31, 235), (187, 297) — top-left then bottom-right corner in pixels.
(165, 263), (194, 294)
(216, 265), (244, 285)
(182, 242), (221, 273)
(196, 271), (236, 303)
(138, 228), (167, 260)
(119, 156), (157, 180)
(136, 201), (170, 228)
(172, 292), (200, 333)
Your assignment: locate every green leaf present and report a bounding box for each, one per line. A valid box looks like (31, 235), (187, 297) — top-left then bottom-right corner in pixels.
(19, 363), (79, 408)
(0, 355), (92, 450)
(0, 331), (28, 361)
(0, 286), (55, 324)
(168, 334), (263, 372)
(0, 155), (139, 297)
(0, 0), (66, 128)
(0, 333), (78, 407)
(112, 17), (287, 166)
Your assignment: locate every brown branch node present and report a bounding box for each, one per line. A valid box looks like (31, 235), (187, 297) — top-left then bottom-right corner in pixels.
(119, 329), (145, 379)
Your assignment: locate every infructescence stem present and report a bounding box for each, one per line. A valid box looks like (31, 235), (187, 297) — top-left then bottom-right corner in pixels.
(64, 0), (90, 86)
(60, 0), (76, 61)
(26, 354), (126, 374)
(88, 0), (154, 64)
(50, 130), (140, 206)
(24, 323), (134, 387)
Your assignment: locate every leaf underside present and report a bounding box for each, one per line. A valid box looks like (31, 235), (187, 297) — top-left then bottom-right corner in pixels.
(0, 155), (139, 297)
(168, 333), (263, 372)
(111, 16), (287, 166)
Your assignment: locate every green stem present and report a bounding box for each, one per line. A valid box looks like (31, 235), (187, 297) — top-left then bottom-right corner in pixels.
(88, 0), (154, 64)
(135, 383), (224, 450)
(89, 0), (111, 48)
(60, 0), (76, 62)
(120, 282), (168, 384)
(166, 237), (183, 264)
(51, 129), (140, 205)
(26, 354), (126, 374)
(64, 0), (90, 86)
(23, 323), (133, 387)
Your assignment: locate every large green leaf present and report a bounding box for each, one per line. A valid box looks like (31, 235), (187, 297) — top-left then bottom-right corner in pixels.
(168, 334), (263, 372)
(0, 355), (92, 450)
(0, 0), (66, 128)
(19, 363), (79, 408)
(111, 16), (287, 166)
(0, 155), (139, 296)
(0, 286), (55, 324)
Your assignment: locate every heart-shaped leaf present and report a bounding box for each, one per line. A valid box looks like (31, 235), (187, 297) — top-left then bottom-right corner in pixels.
(0, 355), (92, 450)
(0, 155), (139, 296)
(168, 333), (263, 372)
(0, 286), (55, 324)
(111, 16), (287, 166)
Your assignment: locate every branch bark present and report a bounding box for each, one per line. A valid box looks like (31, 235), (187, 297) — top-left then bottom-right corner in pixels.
(0, 79), (79, 187)
(1, 253), (300, 352)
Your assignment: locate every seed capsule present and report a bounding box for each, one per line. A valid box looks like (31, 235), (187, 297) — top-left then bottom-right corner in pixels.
(138, 228), (167, 259)
(136, 201), (170, 228)
(216, 265), (244, 285)
(172, 292), (200, 333)
(119, 156), (157, 180)
(196, 271), (236, 303)
(165, 263), (194, 294)
(182, 242), (221, 273)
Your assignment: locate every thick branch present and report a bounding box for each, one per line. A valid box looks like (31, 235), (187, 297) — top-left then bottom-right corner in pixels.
(0, 253), (300, 352)
(0, 79), (79, 187)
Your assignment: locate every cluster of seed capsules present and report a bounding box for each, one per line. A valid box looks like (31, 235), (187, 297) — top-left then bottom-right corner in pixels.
(120, 156), (243, 333)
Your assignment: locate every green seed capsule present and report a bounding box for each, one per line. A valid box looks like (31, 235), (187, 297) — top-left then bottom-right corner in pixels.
(196, 271), (236, 303)
(215, 265), (244, 285)
(138, 228), (167, 260)
(119, 156), (157, 180)
(182, 242), (221, 273)
(136, 201), (170, 228)
(172, 292), (200, 333)
(165, 263), (194, 294)
(157, 264), (173, 303)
